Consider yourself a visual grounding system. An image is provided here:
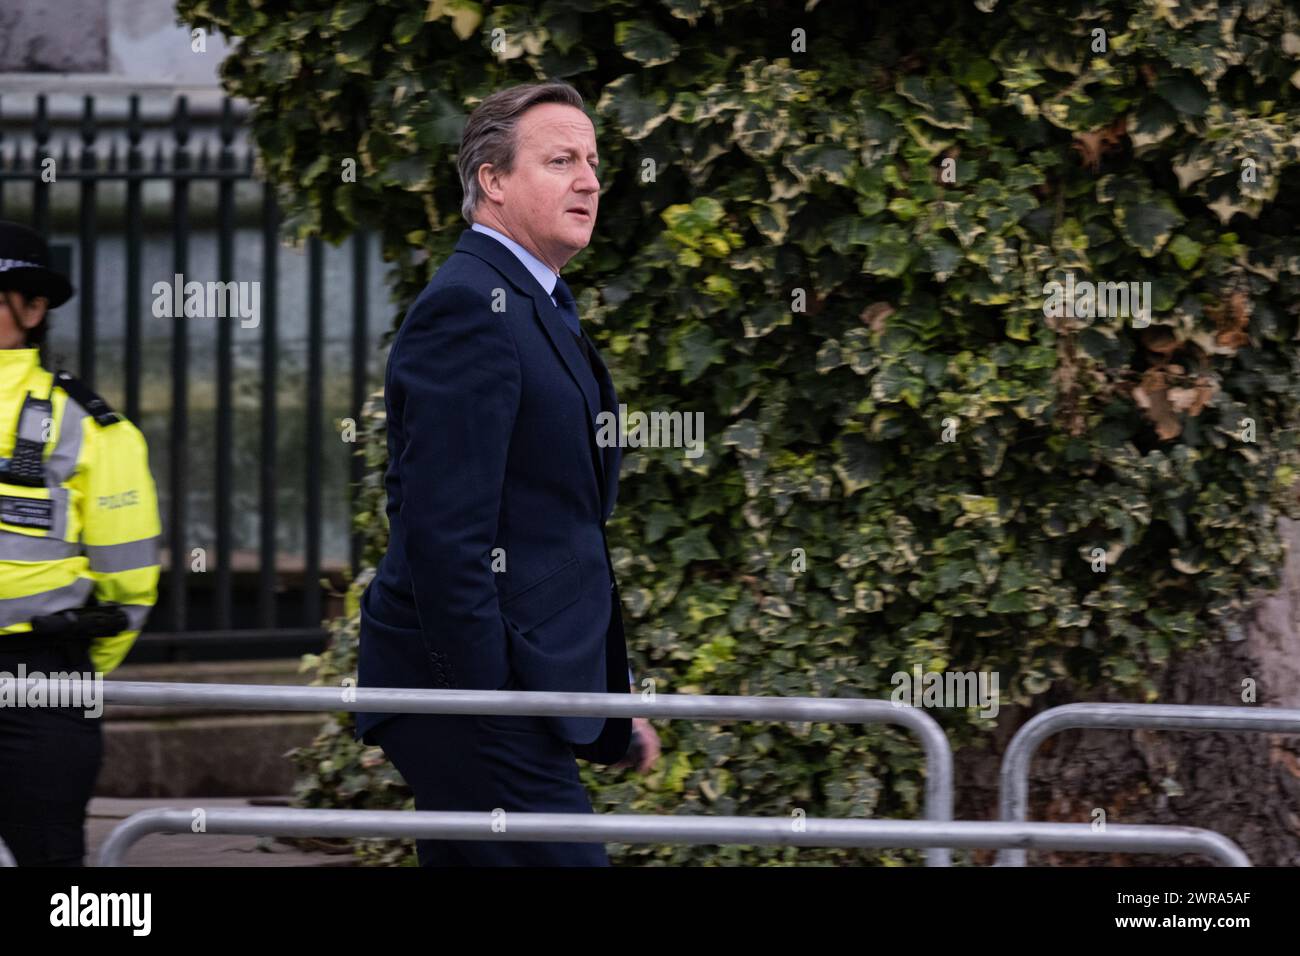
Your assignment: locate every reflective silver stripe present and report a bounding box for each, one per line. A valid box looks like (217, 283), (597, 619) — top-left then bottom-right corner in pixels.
(38, 400), (86, 541)
(0, 578), (94, 627)
(0, 259), (43, 271)
(118, 603), (151, 631)
(46, 399), (86, 485)
(85, 536), (160, 573)
(0, 534), (79, 562)
(45, 487), (69, 541)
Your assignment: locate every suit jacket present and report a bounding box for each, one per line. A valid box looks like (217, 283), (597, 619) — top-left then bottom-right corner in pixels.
(355, 228), (632, 765)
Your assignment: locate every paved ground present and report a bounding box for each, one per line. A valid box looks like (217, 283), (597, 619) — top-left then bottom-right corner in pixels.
(87, 796), (360, 867)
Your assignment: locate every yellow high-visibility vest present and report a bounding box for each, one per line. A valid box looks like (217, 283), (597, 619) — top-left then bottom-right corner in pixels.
(0, 347), (161, 673)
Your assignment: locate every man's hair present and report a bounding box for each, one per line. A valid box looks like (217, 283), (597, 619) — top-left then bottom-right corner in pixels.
(457, 81), (588, 225)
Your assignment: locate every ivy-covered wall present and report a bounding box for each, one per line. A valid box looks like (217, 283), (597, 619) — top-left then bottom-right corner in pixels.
(177, 0), (1300, 864)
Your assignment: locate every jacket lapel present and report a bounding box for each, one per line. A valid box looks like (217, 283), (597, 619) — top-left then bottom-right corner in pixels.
(581, 329), (621, 517)
(455, 229), (601, 422)
(454, 229), (608, 494)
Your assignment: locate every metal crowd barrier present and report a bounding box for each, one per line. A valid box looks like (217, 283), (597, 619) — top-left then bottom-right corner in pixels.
(998, 702), (1300, 866)
(12, 681), (1276, 867)
(40, 679), (955, 866)
(96, 807), (1251, 867)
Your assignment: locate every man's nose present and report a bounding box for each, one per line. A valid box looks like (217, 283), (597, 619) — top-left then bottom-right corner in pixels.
(575, 164), (600, 192)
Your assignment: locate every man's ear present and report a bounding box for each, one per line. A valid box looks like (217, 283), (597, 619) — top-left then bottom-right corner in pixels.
(477, 162), (506, 206)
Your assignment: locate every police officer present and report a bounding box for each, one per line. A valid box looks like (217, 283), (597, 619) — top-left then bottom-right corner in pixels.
(0, 220), (161, 865)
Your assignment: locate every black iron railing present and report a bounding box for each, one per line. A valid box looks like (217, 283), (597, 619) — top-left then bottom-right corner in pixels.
(0, 93), (382, 657)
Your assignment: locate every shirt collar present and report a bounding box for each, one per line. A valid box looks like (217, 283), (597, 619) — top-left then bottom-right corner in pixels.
(470, 223), (559, 298)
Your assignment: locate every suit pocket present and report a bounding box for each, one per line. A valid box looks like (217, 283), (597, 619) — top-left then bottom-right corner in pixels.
(501, 555), (581, 633)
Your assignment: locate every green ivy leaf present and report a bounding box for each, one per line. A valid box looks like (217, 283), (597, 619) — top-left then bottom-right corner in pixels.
(614, 20), (681, 67)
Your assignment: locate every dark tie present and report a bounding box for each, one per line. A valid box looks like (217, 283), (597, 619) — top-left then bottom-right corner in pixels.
(554, 276), (604, 483)
(552, 275), (581, 336)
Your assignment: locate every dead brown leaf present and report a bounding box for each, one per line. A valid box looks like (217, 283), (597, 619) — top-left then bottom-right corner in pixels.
(1071, 117), (1128, 173)
(1167, 375), (1219, 417)
(1210, 289), (1252, 352)
(1133, 366), (1182, 440)
(861, 301), (895, 334)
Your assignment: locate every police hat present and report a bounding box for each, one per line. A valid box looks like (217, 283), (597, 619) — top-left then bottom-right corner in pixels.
(0, 220), (74, 309)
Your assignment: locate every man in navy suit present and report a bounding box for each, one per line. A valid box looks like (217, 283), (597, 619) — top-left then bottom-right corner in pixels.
(356, 80), (660, 866)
